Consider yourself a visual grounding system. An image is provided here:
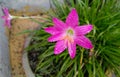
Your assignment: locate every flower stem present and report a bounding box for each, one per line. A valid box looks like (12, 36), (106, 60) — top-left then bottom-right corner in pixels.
(13, 16), (43, 19)
(89, 49), (94, 64)
(11, 15), (49, 22)
(80, 48), (84, 65)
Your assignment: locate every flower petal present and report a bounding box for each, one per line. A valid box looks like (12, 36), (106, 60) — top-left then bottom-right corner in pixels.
(1, 16), (6, 19)
(54, 40), (67, 54)
(68, 42), (76, 59)
(66, 8), (79, 28)
(5, 19), (11, 28)
(53, 18), (66, 30)
(44, 27), (59, 35)
(75, 36), (93, 49)
(48, 33), (63, 42)
(75, 24), (93, 35)
(2, 7), (9, 15)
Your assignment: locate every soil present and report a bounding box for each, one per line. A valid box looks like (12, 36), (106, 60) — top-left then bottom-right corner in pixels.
(28, 50), (40, 72)
(7, 6), (47, 77)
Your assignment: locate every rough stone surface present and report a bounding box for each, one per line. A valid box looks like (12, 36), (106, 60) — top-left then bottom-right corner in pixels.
(1, 0), (63, 10)
(8, 7), (47, 77)
(0, 6), (11, 77)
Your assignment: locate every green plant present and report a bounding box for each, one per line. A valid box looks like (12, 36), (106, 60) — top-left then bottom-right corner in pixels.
(27, 0), (120, 77)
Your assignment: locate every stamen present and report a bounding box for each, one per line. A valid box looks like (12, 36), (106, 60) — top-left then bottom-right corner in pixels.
(67, 29), (74, 35)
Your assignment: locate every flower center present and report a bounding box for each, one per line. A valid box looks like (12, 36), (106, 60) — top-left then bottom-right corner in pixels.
(60, 29), (74, 43)
(67, 29), (74, 35)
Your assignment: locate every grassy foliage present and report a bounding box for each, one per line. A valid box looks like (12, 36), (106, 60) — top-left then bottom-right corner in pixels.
(27, 0), (120, 77)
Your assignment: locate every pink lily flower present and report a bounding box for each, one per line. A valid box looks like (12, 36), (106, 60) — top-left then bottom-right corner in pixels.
(45, 8), (93, 59)
(1, 7), (13, 28)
